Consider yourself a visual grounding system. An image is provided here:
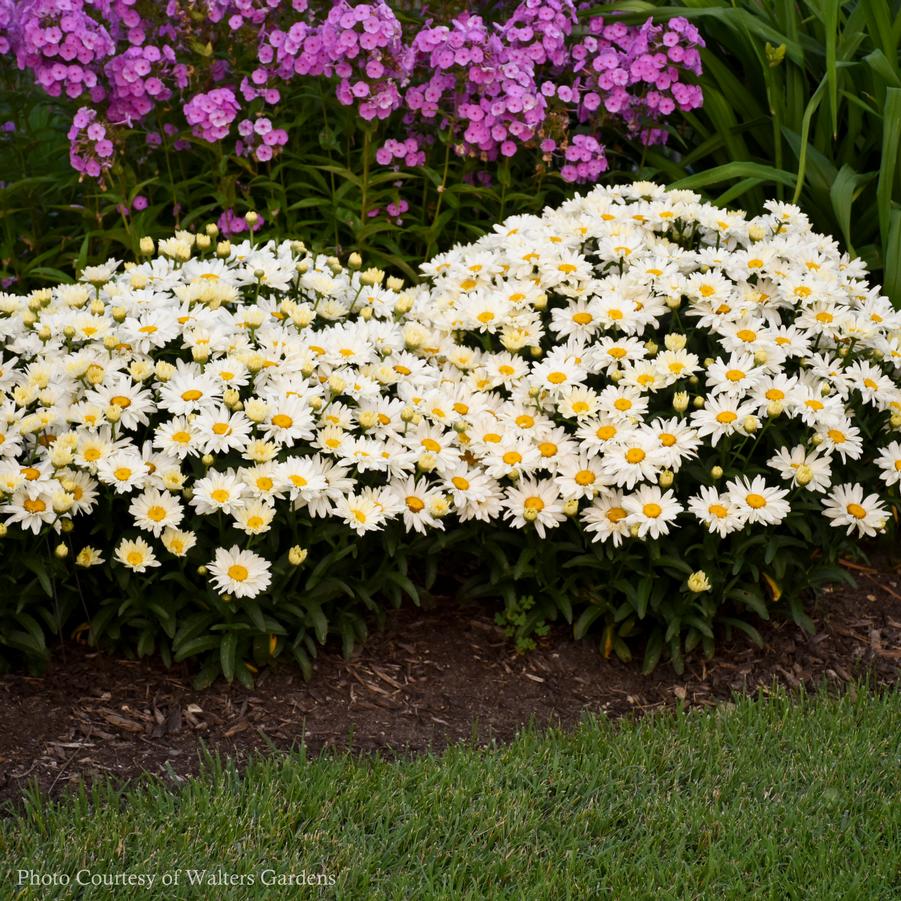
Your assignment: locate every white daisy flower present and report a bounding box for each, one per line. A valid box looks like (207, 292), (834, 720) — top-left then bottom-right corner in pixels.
(822, 483), (888, 537)
(208, 546), (272, 599)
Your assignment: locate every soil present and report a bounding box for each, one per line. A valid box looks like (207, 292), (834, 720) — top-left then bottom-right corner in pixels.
(1, 559), (899, 809)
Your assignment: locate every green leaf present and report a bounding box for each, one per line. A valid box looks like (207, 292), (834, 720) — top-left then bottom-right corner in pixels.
(220, 632), (238, 683)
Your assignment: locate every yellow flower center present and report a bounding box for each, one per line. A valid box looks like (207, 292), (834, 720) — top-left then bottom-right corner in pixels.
(613, 398), (632, 412)
(827, 429), (846, 443)
(524, 497), (544, 512)
(572, 312), (593, 325)
(147, 505), (167, 522)
(643, 503), (662, 518)
(596, 425), (616, 441)
(212, 422), (230, 436)
(110, 395), (131, 408)
(607, 506), (626, 523)
(421, 438), (441, 453)
(736, 329), (756, 342)
(247, 516), (265, 530)
(476, 311), (495, 323)
(127, 551), (143, 567)
(24, 498), (46, 513)
(538, 442), (557, 458)
(725, 369), (745, 382)
(114, 467), (132, 481)
(173, 431), (192, 444)
(515, 415), (535, 429)
(406, 496), (425, 513)
(483, 433), (501, 444)
(227, 564), (249, 582)
(289, 475), (307, 488)
(716, 411), (737, 424)
(181, 389), (203, 402)
(746, 493), (767, 509)
(846, 503), (867, 520)
(709, 503), (728, 518)
(547, 371), (567, 385)
(272, 414), (293, 429)
(211, 489), (230, 503)
(451, 476), (470, 490)
(22, 467), (41, 481)
(625, 448), (646, 464)
(574, 470), (595, 486)
(503, 451), (522, 465)
(659, 433), (676, 447)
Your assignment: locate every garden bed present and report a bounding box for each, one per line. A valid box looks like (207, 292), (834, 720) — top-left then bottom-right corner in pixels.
(2, 559), (897, 809)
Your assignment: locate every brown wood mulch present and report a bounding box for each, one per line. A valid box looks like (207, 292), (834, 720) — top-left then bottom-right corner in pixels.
(0, 558), (898, 808)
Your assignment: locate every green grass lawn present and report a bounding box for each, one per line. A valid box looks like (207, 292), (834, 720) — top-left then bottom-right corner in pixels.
(1, 686), (898, 900)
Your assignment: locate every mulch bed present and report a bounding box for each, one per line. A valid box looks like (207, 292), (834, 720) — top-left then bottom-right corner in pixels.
(1, 559), (899, 809)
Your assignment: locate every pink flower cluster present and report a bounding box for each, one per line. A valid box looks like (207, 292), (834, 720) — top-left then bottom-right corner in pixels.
(2, 0), (705, 186)
(236, 116), (289, 161)
(184, 88), (242, 142)
(67, 106), (115, 178)
(217, 207), (265, 236)
(375, 136), (426, 167)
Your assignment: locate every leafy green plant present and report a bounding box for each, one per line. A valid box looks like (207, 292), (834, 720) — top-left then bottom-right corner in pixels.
(604, 0), (901, 306)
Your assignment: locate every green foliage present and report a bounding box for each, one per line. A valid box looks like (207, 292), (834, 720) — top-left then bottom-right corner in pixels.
(0, 73), (579, 291)
(604, 0), (901, 306)
(3, 688), (899, 899)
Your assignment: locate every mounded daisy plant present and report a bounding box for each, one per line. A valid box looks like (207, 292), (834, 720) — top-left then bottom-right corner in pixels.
(0, 184), (899, 684)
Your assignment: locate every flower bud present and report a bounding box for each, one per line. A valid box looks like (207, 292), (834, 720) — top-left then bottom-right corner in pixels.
(191, 346), (209, 364)
(139, 236), (155, 255)
(361, 267), (384, 286)
(687, 570), (711, 593)
(288, 545), (308, 566)
(196, 233), (211, 251)
(347, 252), (362, 270)
(523, 507), (539, 522)
(201, 453), (214, 467)
(767, 400), (784, 417)
(645, 340), (658, 356)
(417, 453), (437, 473)
(795, 464), (814, 486)
(60, 518), (74, 533)
(104, 404), (122, 423)
(196, 565), (207, 576)
(891, 413), (901, 429)
(658, 470), (674, 488)
(328, 374), (346, 394)
(693, 396), (705, 409)
(0, 523), (7, 538)
(811, 434), (824, 446)
(672, 392), (689, 413)
(54, 543), (69, 559)
(245, 211), (259, 228)
(563, 498), (580, 517)
(386, 276), (404, 292)
(742, 415), (760, 434)
(155, 361), (176, 381)
(665, 296), (682, 310)
(664, 333), (687, 351)
(710, 465), (723, 480)
(216, 240), (231, 258)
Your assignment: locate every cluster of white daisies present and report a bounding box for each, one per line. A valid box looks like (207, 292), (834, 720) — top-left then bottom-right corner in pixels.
(1, 182), (899, 600)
